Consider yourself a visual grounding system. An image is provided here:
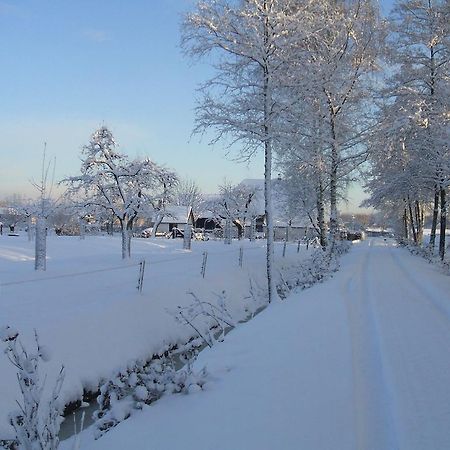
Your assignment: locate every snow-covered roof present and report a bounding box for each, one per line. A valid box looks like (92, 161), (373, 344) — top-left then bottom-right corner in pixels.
(366, 227), (394, 233)
(196, 210), (217, 219)
(160, 206), (193, 224)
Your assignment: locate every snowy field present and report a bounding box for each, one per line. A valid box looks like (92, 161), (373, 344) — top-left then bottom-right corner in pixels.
(60, 238), (450, 450)
(2, 235), (450, 449)
(0, 232), (309, 441)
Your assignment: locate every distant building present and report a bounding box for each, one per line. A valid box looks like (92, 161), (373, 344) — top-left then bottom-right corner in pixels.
(195, 210), (222, 231)
(151, 206), (195, 234)
(238, 179), (315, 241)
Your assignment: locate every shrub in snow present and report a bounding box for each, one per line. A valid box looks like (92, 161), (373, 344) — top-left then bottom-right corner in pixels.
(170, 291), (235, 348)
(277, 242), (351, 297)
(0, 326), (65, 450)
(93, 341), (207, 439)
(398, 240), (450, 274)
(243, 278), (269, 319)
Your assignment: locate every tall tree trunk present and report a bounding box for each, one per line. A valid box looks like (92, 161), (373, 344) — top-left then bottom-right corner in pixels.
(326, 99), (339, 251)
(121, 220), (131, 259)
(126, 219), (133, 257)
(439, 188), (446, 261)
(109, 214), (114, 236)
(415, 201), (423, 244)
(429, 187), (439, 249)
(403, 207), (408, 240)
(35, 217), (47, 271)
(264, 138), (277, 302)
(317, 180), (327, 249)
(420, 203), (425, 244)
(249, 217), (256, 242)
(408, 199), (417, 243)
(151, 212), (164, 238)
(262, 0), (278, 303)
(224, 219), (232, 245)
(79, 217), (85, 240)
(27, 216), (33, 242)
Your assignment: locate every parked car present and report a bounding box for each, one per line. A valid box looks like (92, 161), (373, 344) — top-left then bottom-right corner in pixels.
(193, 230), (210, 241)
(166, 227), (184, 239)
(140, 227), (153, 238)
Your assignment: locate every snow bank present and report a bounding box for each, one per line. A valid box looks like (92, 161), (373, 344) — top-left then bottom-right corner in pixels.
(0, 233), (311, 440)
(60, 238), (450, 450)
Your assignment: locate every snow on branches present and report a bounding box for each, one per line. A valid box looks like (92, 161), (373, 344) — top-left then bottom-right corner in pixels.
(364, 0), (449, 257)
(170, 291), (236, 348)
(0, 326), (65, 450)
(62, 126), (179, 258)
(206, 181), (260, 240)
(93, 341), (207, 439)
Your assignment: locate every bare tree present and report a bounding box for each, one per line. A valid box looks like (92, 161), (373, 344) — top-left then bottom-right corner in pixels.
(174, 178), (204, 219)
(31, 146), (60, 271)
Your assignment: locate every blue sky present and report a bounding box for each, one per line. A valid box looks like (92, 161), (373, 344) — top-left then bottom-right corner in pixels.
(0, 0), (393, 211)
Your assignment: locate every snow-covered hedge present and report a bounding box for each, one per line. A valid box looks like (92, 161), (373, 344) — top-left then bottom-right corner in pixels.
(93, 340), (207, 439)
(278, 241), (351, 297)
(398, 240), (450, 274)
(91, 241), (353, 440)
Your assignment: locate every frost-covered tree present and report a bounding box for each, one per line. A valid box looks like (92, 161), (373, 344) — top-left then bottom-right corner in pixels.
(296, 0), (383, 247)
(63, 127), (178, 259)
(208, 181), (259, 240)
(0, 205), (24, 233)
(364, 119), (429, 243)
(365, 0), (449, 255)
(389, 0), (449, 257)
(267, 0), (383, 253)
(183, 0), (301, 301)
(174, 178), (204, 219)
(278, 146), (329, 248)
(148, 167), (179, 238)
(276, 92), (333, 249)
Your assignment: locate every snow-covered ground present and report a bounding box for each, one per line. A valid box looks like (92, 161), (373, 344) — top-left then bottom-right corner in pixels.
(0, 233), (309, 441)
(59, 238), (450, 450)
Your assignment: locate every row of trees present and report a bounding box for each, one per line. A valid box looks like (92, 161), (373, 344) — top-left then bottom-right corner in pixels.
(182, 0), (385, 300)
(182, 0), (449, 295)
(5, 1), (447, 282)
(7, 127), (268, 269)
(364, 0), (449, 260)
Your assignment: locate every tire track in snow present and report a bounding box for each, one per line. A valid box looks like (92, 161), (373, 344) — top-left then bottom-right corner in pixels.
(372, 244), (450, 449)
(343, 240), (400, 450)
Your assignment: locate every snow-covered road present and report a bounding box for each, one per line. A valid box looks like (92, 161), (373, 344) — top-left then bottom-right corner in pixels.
(340, 240), (450, 450)
(71, 238), (450, 450)
(343, 239), (450, 450)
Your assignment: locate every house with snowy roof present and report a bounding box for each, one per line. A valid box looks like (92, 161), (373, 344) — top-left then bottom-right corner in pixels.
(150, 206), (195, 234)
(195, 179), (315, 240)
(236, 179), (315, 240)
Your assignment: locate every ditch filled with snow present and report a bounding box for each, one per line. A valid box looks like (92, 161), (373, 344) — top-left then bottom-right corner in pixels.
(60, 238), (450, 450)
(0, 233), (313, 442)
